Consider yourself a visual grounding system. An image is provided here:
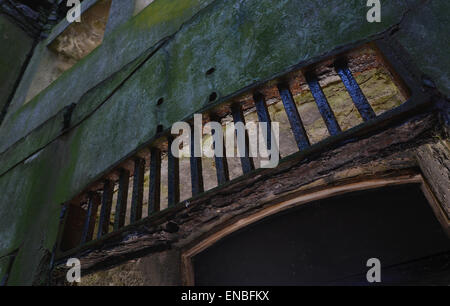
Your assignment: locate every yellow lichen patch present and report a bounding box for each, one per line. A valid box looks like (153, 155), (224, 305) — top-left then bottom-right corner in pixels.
(356, 69), (406, 115)
(132, 0), (204, 30)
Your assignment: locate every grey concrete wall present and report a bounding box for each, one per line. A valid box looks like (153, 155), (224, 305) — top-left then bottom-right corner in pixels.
(0, 0), (448, 285)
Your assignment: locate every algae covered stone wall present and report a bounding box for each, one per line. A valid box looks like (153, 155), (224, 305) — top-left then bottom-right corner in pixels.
(0, 0), (448, 285)
(396, 0), (450, 97)
(0, 14), (33, 120)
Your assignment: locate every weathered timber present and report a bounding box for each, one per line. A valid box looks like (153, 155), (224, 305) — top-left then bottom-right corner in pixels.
(416, 139), (450, 219)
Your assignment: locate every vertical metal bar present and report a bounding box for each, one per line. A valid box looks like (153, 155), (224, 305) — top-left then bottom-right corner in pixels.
(210, 114), (230, 185)
(305, 72), (342, 136)
(231, 103), (255, 174)
(114, 169), (129, 231)
(190, 126), (204, 196)
(53, 202), (70, 256)
(335, 60), (376, 121)
(81, 192), (100, 244)
(148, 148), (161, 215)
(254, 92), (273, 151)
(254, 92), (281, 163)
(130, 157), (145, 223)
(168, 136), (180, 207)
(97, 180), (114, 238)
(278, 83), (311, 150)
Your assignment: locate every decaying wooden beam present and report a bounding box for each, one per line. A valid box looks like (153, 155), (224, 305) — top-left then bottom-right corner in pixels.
(416, 139), (450, 220)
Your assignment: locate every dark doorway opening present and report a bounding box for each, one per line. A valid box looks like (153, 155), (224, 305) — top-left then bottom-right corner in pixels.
(193, 184), (450, 285)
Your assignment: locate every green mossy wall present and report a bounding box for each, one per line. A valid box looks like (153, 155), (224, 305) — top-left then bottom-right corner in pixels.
(396, 0), (450, 97)
(0, 15), (33, 116)
(0, 0), (448, 285)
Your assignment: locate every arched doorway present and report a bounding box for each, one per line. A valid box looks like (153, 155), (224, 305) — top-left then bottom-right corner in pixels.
(191, 184), (450, 285)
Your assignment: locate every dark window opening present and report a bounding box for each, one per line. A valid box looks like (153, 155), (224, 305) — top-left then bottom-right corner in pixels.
(193, 184), (450, 285)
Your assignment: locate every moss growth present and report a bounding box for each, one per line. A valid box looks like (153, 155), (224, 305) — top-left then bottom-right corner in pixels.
(132, 0), (209, 30)
(0, 15), (33, 112)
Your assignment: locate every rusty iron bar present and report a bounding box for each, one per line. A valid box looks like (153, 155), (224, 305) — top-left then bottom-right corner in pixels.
(168, 136), (180, 206)
(113, 169), (129, 231)
(305, 72), (342, 136)
(210, 114), (230, 185)
(97, 179), (114, 238)
(254, 92), (275, 152)
(130, 157), (145, 223)
(278, 83), (311, 150)
(148, 148), (162, 215)
(80, 192), (100, 244)
(231, 103), (255, 174)
(214, 147), (230, 185)
(335, 60), (377, 121)
(190, 125), (204, 196)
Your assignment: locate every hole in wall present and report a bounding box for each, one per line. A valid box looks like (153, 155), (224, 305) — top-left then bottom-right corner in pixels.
(157, 98), (164, 106)
(206, 67), (216, 76)
(209, 92), (218, 102)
